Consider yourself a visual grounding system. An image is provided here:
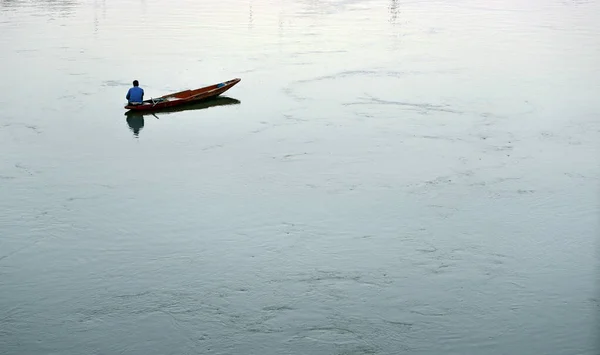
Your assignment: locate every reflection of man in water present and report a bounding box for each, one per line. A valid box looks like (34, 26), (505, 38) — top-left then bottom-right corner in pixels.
(126, 115), (144, 137)
(126, 80), (144, 105)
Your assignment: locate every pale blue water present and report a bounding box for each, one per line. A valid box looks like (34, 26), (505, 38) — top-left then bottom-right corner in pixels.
(0, 0), (598, 354)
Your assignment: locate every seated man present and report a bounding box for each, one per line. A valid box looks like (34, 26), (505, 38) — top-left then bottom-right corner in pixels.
(126, 80), (144, 105)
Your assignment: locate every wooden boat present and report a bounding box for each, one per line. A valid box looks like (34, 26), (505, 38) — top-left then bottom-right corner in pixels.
(124, 78), (241, 112)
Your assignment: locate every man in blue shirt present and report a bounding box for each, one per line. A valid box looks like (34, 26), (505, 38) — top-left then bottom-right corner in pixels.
(126, 80), (144, 105)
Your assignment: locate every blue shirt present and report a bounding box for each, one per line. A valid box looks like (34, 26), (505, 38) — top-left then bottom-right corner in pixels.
(126, 86), (144, 102)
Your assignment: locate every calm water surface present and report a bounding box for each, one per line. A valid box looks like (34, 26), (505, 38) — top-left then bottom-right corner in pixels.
(0, 0), (599, 354)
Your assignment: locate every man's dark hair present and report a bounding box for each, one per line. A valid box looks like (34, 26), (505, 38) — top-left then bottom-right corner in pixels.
(133, 80), (139, 87)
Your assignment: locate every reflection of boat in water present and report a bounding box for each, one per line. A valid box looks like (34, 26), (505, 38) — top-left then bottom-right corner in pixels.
(125, 96), (240, 117)
(125, 96), (241, 137)
(124, 78), (241, 112)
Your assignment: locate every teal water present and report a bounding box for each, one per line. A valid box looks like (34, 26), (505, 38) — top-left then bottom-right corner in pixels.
(0, 0), (598, 354)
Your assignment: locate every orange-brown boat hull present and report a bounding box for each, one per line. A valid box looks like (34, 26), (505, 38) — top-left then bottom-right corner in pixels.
(124, 78), (241, 112)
